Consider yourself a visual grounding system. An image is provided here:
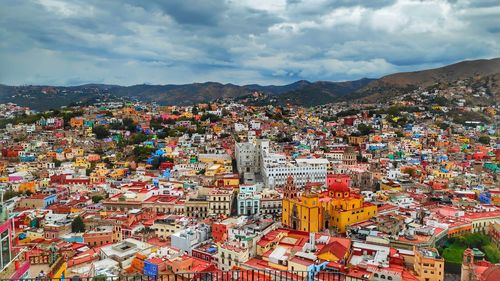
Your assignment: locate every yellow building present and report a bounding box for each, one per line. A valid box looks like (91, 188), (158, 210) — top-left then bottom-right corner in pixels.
(380, 180), (402, 191)
(69, 117), (84, 128)
(109, 169), (127, 179)
(414, 248), (444, 281)
(282, 177), (377, 233)
(198, 154), (233, 173)
(214, 175), (240, 187)
(74, 157), (91, 169)
(18, 181), (36, 193)
(348, 135), (368, 146)
(282, 180), (323, 232)
(432, 169), (453, 179)
(94, 163), (109, 176)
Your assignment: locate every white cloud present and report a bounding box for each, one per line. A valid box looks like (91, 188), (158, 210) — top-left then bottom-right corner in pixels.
(0, 0), (498, 86)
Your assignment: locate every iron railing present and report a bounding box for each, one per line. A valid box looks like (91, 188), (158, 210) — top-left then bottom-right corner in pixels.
(2, 270), (367, 281)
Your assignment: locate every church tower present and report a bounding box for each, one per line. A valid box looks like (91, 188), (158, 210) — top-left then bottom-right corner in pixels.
(283, 176), (297, 199)
(461, 248), (474, 281)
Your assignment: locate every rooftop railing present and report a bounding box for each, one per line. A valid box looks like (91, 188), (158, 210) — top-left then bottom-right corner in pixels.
(2, 270), (368, 281)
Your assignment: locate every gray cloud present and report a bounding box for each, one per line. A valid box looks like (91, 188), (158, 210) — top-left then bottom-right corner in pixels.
(0, 0), (498, 86)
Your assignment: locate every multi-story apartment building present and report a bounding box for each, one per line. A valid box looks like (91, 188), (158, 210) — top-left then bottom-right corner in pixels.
(414, 248), (444, 281)
(262, 154), (328, 188)
(185, 196), (209, 218)
(216, 241), (250, 271)
(260, 189), (282, 216)
(237, 184), (261, 216)
(152, 217), (183, 239)
(208, 189), (234, 216)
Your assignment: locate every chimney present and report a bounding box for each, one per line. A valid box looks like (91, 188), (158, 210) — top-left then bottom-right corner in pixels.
(309, 232), (315, 249)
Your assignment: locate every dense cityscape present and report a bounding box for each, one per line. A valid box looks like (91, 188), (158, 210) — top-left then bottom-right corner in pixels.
(0, 73), (498, 281)
(1, 1), (499, 281)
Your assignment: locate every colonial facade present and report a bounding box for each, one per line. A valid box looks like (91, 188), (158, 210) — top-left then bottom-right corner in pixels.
(282, 176), (377, 233)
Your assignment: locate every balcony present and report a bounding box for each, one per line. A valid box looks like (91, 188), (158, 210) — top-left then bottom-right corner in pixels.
(15, 270), (367, 281)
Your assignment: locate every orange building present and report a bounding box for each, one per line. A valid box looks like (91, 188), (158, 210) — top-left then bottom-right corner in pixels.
(83, 225), (122, 247)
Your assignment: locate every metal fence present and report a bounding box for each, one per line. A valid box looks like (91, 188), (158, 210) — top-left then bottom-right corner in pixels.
(2, 270), (366, 281)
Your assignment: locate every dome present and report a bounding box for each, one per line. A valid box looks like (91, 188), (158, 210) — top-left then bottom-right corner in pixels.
(329, 181), (349, 193)
(482, 265), (500, 281)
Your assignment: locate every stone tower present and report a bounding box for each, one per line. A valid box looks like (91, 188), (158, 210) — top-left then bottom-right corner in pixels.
(461, 248), (474, 281)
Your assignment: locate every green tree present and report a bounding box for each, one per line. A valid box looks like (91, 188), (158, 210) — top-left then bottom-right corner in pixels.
(357, 124), (373, 136)
(191, 106), (199, 115)
(200, 113), (221, 122)
(71, 216), (86, 233)
(3, 190), (20, 201)
(94, 275), (107, 281)
(92, 195), (104, 204)
(130, 133), (149, 144)
(92, 125), (110, 139)
(133, 146), (155, 162)
(438, 122), (450, 131)
(478, 135), (490, 145)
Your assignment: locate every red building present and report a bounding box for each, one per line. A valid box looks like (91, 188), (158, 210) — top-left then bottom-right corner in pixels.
(192, 243), (218, 264)
(212, 223), (229, 243)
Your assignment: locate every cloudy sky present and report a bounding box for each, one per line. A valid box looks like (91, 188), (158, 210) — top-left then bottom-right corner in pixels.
(1, 0), (499, 86)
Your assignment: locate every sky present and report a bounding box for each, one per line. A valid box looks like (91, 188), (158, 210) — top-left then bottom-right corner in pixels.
(0, 0), (499, 86)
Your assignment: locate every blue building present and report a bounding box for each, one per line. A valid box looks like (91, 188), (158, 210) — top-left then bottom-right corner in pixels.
(237, 184), (261, 216)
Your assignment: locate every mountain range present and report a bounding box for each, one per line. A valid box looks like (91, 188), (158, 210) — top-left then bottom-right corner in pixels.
(0, 58), (498, 110)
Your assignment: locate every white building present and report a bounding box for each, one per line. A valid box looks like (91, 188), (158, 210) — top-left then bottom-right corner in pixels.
(261, 155), (328, 188)
(235, 139), (269, 183)
(171, 224), (211, 254)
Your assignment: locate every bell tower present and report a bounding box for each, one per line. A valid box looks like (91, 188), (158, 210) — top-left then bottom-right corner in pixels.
(461, 248), (474, 281)
(284, 176), (297, 200)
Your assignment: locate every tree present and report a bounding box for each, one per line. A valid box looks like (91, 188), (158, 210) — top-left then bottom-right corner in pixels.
(478, 135), (490, 145)
(438, 122), (450, 131)
(92, 125), (110, 139)
(357, 124), (373, 136)
(402, 167), (417, 177)
(133, 146), (155, 162)
(130, 132), (149, 144)
(71, 216), (86, 233)
(94, 275), (107, 281)
(191, 106), (198, 115)
(92, 195), (104, 204)
(200, 113), (221, 122)
(3, 190), (19, 201)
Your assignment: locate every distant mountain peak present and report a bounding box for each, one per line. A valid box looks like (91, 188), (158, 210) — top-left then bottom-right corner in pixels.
(0, 58), (498, 110)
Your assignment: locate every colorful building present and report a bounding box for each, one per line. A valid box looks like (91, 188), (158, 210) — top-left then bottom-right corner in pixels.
(282, 176), (377, 233)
